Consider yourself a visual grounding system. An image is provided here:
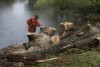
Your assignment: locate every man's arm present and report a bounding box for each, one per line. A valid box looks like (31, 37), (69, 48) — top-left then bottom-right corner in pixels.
(36, 21), (41, 27)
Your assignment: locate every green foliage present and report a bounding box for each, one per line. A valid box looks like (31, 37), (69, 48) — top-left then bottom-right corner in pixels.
(35, 0), (100, 20)
(36, 0), (100, 13)
(35, 0), (54, 9)
(37, 63), (51, 67)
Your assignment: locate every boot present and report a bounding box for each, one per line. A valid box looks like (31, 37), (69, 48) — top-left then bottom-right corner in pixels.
(23, 43), (32, 50)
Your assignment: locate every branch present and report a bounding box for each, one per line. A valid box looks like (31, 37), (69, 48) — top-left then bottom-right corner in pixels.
(36, 57), (58, 63)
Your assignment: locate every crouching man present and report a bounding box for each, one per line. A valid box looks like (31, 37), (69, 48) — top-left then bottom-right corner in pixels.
(24, 15), (41, 50)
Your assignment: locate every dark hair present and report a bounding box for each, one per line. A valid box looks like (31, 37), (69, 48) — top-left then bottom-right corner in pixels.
(35, 15), (39, 19)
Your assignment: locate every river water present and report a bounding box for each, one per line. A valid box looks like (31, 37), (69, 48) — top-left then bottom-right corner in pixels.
(0, 0), (96, 48)
(0, 0), (61, 48)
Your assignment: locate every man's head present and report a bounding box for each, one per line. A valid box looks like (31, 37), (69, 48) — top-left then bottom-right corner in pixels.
(35, 15), (39, 19)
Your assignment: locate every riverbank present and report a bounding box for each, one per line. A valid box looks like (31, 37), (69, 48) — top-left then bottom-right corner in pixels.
(0, 22), (100, 67)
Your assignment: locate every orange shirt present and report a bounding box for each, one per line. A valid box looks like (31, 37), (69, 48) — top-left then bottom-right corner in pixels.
(27, 17), (40, 32)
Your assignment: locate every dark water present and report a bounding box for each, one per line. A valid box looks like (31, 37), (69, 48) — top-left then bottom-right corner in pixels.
(0, 0), (96, 48)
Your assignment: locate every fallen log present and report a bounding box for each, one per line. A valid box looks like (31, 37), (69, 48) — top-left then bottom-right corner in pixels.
(0, 34), (100, 65)
(0, 53), (58, 65)
(62, 36), (100, 50)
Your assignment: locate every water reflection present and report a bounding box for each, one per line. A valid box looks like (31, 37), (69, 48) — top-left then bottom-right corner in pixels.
(0, 0), (15, 7)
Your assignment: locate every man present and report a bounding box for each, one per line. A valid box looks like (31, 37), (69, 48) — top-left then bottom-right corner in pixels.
(27, 15), (41, 42)
(24, 15), (41, 50)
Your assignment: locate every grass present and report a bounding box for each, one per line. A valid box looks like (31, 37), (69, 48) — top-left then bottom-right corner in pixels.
(35, 47), (100, 67)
